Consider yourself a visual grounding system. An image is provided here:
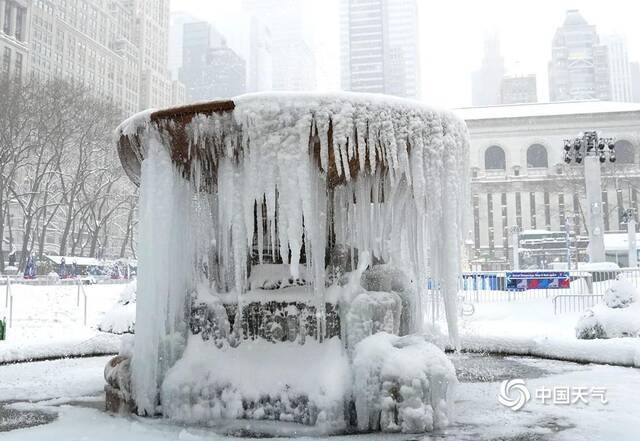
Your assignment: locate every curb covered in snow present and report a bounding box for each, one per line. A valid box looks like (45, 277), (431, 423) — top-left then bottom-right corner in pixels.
(0, 333), (121, 365)
(455, 334), (640, 368)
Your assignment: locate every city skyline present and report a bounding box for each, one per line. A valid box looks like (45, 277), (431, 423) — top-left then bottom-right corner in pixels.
(172, 0), (640, 108)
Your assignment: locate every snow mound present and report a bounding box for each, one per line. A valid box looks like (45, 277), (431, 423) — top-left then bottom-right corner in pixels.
(576, 303), (640, 339)
(98, 281), (137, 334)
(604, 278), (637, 309)
(161, 336), (351, 432)
(577, 281), (640, 339)
(352, 333), (456, 433)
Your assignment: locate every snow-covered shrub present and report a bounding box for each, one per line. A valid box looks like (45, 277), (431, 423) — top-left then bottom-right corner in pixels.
(98, 281), (137, 334)
(604, 278), (637, 309)
(576, 302), (640, 339)
(352, 333), (456, 433)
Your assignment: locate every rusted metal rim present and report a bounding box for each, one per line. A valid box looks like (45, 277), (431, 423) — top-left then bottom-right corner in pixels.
(116, 100), (236, 186)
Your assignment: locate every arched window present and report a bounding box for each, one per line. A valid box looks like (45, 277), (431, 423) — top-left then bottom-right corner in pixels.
(615, 140), (635, 164)
(485, 146), (506, 170)
(527, 144), (548, 168)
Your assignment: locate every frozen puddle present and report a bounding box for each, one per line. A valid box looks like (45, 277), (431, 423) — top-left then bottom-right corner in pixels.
(0, 402), (57, 432)
(450, 353), (585, 383)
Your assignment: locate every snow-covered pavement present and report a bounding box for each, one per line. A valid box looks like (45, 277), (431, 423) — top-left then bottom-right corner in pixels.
(459, 297), (640, 366)
(1, 354), (639, 440)
(0, 283), (125, 363)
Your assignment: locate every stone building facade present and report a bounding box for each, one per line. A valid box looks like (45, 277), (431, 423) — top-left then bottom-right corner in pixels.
(458, 101), (640, 269)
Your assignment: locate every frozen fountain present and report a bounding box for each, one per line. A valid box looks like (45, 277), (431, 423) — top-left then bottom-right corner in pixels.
(106, 92), (470, 434)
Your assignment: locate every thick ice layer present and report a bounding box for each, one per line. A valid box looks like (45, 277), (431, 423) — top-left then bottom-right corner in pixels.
(352, 332), (457, 433)
(132, 137), (194, 415)
(161, 336), (351, 431)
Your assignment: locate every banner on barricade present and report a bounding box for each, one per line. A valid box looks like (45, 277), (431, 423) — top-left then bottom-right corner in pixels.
(506, 271), (570, 291)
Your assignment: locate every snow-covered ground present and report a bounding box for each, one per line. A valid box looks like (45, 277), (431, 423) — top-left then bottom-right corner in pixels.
(0, 283), (124, 363)
(1, 354), (639, 440)
(459, 296), (640, 366)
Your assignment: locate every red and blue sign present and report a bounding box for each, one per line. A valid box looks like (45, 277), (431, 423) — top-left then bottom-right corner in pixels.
(506, 271), (570, 291)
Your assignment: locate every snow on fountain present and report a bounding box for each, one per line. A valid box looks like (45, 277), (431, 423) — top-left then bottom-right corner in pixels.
(108, 92), (469, 434)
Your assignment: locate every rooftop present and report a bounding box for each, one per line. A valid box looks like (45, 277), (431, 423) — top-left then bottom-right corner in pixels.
(455, 100), (640, 121)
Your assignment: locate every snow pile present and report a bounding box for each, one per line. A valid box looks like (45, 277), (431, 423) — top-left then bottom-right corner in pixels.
(98, 281), (137, 334)
(161, 336), (351, 431)
(576, 283), (640, 340)
(352, 333), (456, 433)
(0, 333), (121, 364)
(603, 278), (637, 308)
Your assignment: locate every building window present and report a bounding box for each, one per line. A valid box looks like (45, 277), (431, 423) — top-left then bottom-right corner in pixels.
(515, 192), (522, 229)
(473, 195), (480, 253)
(501, 193), (508, 257)
(487, 193), (495, 253)
(614, 140), (635, 164)
(3, 3), (10, 35)
(15, 8), (24, 41)
(559, 193), (566, 226)
(617, 188), (624, 231)
(14, 53), (22, 79)
(530, 192), (537, 229)
(527, 144), (548, 168)
(573, 194), (581, 235)
(602, 191), (609, 231)
(484, 145), (506, 170)
(2, 47), (10, 76)
(544, 192), (551, 228)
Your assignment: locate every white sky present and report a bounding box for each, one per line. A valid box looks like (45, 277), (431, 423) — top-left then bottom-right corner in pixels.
(171, 0), (640, 108)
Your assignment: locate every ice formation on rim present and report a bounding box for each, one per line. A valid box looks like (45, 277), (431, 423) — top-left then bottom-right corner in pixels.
(116, 92), (470, 422)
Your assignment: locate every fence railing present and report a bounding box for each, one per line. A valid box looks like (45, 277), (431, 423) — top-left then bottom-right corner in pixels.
(553, 294), (604, 315)
(456, 268), (640, 314)
(2, 276), (92, 334)
(0, 275), (131, 286)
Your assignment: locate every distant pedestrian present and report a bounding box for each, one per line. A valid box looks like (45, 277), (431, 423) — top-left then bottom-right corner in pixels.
(59, 257), (67, 279)
(8, 249), (16, 267)
(24, 255), (36, 279)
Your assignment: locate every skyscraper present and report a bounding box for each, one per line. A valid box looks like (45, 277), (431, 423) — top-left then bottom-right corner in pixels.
(340, 0), (420, 99)
(244, 0), (316, 91)
(602, 34), (633, 102)
(548, 10), (611, 102)
(168, 11), (197, 81)
(500, 75), (537, 104)
(247, 16), (273, 92)
(180, 22), (246, 101)
(28, 0), (183, 114)
(631, 62), (640, 103)
(0, 0), (30, 81)
(471, 35), (505, 106)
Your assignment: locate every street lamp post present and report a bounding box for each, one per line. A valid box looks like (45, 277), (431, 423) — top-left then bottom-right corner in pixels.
(563, 131), (616, 264)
